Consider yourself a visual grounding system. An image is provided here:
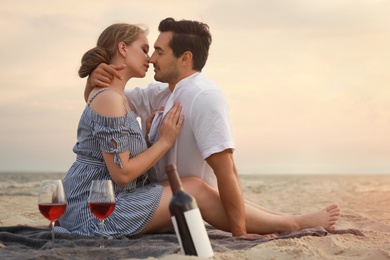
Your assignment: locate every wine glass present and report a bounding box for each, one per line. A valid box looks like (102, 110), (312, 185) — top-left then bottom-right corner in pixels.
(88, 180), (116, 248)
(38, 180), (67, 247)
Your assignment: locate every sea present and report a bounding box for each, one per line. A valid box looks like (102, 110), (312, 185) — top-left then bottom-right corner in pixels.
(1, 171), (389, 198)
(0, 172), (66, 197)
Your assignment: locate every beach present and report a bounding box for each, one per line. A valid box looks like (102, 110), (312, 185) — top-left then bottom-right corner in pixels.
(1, 173), (389, 259)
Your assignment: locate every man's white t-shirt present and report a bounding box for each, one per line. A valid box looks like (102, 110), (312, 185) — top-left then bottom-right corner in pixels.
(125, 73), (234, 188)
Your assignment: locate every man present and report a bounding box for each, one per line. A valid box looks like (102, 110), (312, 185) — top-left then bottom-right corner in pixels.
(86, 18), (340, 238)
(88, 17), (247, 238)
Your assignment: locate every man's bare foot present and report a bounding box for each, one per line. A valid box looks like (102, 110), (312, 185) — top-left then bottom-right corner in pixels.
(296, 203), (341, 231)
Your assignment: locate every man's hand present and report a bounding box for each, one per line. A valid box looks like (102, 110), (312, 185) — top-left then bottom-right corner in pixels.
(90, 63), (125, 88)
(84, 63), (126, 102)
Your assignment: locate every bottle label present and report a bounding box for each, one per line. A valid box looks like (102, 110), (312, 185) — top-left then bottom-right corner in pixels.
(171, 208), (214, 258)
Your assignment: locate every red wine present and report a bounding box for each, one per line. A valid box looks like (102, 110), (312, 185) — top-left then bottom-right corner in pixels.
(38, 203), (67, 221)
(166, 164), (213, 258)
(88, 202), (115, 220)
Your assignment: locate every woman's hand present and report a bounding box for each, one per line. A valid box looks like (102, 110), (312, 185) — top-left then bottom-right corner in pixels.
(158, 103), (184, 147)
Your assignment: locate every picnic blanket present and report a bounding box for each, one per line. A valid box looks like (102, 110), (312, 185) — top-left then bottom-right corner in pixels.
(0, 225), (364, 259)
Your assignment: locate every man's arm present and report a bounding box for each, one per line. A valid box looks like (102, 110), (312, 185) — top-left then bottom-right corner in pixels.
(190, 89), (246, 236)
(84, 63), (125, 102)
(205, 149), (247, 237)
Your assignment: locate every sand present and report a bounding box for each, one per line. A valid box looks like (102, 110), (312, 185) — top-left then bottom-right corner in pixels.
(1, 174), (389, 259)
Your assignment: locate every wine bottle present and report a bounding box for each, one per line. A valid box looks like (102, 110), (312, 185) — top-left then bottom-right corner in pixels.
(166, 164), (214, 258)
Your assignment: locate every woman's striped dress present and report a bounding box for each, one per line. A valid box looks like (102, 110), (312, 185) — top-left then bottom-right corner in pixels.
(58, 91), (163, 238)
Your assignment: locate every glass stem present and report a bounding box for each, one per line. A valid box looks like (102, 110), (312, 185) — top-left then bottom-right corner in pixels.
(51, 221), (55, 248)
(100, 220), (104, 248)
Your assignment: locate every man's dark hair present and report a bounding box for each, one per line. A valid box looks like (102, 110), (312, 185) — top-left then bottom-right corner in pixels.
(158, 17), (212, 71)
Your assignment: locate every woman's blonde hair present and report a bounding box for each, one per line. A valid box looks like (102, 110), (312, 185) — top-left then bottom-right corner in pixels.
(79, 23), (148, 78)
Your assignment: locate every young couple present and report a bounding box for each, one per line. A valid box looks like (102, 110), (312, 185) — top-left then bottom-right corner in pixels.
(59, 17), (340, 239)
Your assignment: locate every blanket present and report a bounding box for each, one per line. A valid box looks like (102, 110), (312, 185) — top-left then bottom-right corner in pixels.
(0, 226), (364, 259)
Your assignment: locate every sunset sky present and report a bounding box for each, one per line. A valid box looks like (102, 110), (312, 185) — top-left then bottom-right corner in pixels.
(1, 0), (389, 174)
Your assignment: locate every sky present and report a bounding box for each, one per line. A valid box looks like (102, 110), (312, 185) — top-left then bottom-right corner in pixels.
(1, 0), (389, 174)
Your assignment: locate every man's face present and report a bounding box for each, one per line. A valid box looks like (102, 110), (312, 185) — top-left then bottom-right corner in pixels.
(149, 32), (180, 85)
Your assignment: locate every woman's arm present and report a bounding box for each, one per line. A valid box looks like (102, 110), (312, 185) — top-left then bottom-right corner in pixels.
(108, 103), (183, 187)
(90, 90), (183, 187)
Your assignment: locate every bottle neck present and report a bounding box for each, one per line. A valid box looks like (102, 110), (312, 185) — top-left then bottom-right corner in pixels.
(166, 164), (183, 194)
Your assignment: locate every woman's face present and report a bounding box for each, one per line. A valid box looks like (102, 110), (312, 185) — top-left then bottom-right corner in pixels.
(124, 33), (150, 78)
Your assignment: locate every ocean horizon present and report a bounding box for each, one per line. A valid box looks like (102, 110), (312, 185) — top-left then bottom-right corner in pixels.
(1, 170), (389, 175)
(1, 171), (388, 198)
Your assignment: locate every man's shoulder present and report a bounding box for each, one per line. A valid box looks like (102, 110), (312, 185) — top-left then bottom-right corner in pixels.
(184, 73), (220, 95)
(193, 73), (216, 85)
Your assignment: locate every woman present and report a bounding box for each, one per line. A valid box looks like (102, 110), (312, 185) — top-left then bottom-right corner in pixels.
(59, 23), (186, 237)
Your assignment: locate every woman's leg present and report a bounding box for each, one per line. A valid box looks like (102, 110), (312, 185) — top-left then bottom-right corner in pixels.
(137, 186), (173, 235)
